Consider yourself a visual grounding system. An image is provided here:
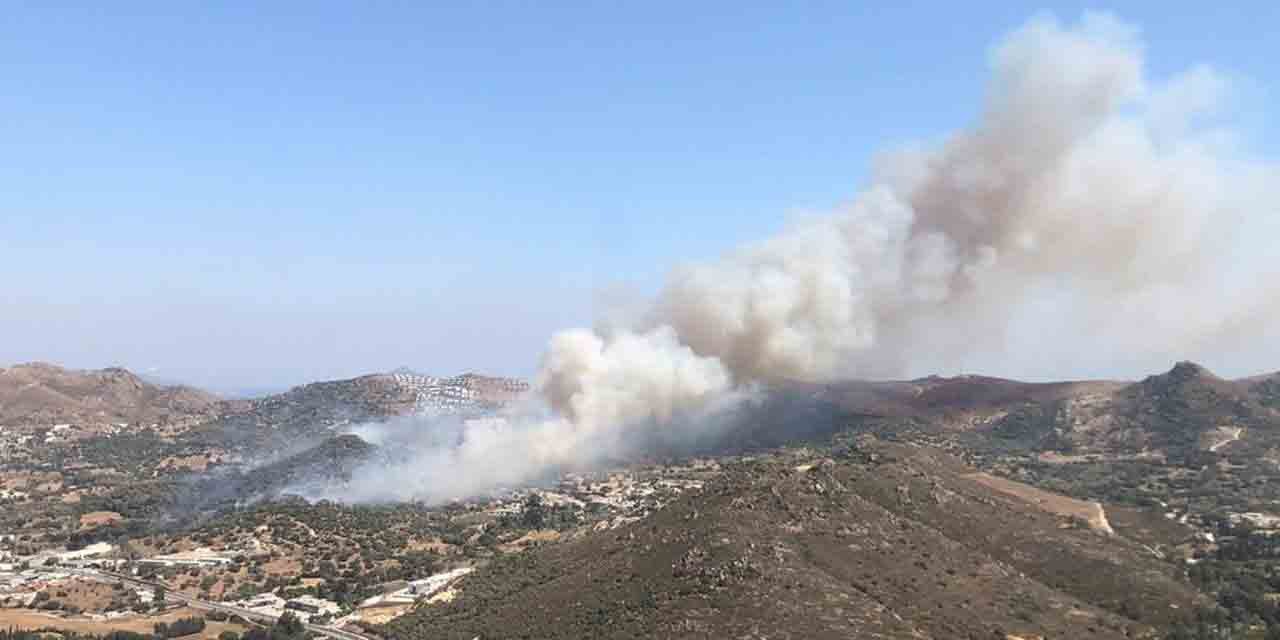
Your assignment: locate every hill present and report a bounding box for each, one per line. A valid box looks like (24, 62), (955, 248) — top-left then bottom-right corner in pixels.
(774, 362), (1280, 463)
(162, 434), (380, 523)
(0, 362), (224, 428)
(820, 374), (1119, 422)
(10, 361), (1280, 638)
(950, 362), (1280, 461)
(380, 438), (1204, 639)
(188, 371), (529, 452)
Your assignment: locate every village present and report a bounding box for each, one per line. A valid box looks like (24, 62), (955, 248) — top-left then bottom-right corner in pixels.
(0, 528), (476, 636)
(0, 448), (727, 638)
(389, 372), (529, 415)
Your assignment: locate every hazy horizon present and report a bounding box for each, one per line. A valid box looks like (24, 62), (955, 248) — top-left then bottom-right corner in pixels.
(5, 3), (1279, 391)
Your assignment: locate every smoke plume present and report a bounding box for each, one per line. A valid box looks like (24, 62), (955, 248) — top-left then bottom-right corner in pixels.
(540, 11), (1276, 437)
(324, 12), (1280, 502)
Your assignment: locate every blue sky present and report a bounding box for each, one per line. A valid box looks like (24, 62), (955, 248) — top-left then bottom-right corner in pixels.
(2, 2), (1276, 391)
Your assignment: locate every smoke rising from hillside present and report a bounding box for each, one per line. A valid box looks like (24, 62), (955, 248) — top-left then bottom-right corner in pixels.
(537, 12), (1277, 444)
(324, 12), (1280, 503)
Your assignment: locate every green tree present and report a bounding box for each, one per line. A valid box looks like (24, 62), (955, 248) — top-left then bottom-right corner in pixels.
(275, 611), (305, 638)
(521, 494), (546, 529)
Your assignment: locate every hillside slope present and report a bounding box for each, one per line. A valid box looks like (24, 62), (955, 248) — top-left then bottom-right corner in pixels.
(186, 371), (529, 452)
(0, 362), (223, 427)
(382, 439), (1202, 640)
(803, 362), (1280, 461)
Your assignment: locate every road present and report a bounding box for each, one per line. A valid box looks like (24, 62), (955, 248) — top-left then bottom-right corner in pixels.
(88, 569), (375, 640)
(1210, 427), (1245, 453)
(1091, 502), (1116, 536)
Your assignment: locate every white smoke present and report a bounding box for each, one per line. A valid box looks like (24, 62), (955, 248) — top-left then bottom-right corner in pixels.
(543, 11), (1279, 407)
(323, 12), (1279, 503)
(305, 389), (752, 503)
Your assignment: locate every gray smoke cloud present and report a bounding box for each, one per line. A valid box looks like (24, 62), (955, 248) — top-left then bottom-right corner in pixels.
(319, 12), (1280, 503)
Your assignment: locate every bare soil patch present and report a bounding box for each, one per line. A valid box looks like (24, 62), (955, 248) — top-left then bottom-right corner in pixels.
(79, 511), (124, 530)
(159, 455), (212, 472)
(41, 578), (122, 611)
(964, 472), (1113, 533)
(498, 529), (560, 553)
(0, 606), (248, 639)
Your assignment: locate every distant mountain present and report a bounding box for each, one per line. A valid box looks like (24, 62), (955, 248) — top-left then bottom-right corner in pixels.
(1247, 369), (1280, 409)
(969, 361), (1279, 458)
(0, 361), (224, 427)
(137, 373), (289, 400)
(210, 385), (292, 400)
(188, 361), (1275, 464)
(808, 374), (1122, 423)
(0, 360), (529, 462)
(785, 361), (1280, 461)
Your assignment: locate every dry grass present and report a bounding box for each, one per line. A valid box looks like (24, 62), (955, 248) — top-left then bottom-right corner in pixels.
(1, 472), (62, 491)
(261, 556), (302, 577)
(964, 472), (1112, 533)
(41, 579), (122, 611)
(78, 511), (124, 530)
(1036, 451), (1166, 465)
(498, 530), (560, 553)
(355, 604), (413, 624)
(159, 455), (213, 472)
(0, 606), (248, 639)
(407, 538), (459, 555)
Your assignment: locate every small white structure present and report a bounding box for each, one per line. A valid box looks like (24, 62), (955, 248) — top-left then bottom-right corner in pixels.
(58, 542), (114, 562)
(408, 567), (474, 597)
(361, 567), (474, 608)
(138, 547), (235, 568)
(285, 595), (342, 617)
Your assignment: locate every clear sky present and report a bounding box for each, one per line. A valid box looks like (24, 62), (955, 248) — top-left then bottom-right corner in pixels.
(2, 2), (1276, 392)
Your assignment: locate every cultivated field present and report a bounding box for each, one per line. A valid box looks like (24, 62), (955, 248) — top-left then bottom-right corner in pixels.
(965, 472), (1114, 534)
(0, 606), (250, 639)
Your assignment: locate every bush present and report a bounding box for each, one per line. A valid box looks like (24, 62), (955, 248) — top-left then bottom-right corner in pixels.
(275, 611), (305, 637)
(154, 616), (207, 638)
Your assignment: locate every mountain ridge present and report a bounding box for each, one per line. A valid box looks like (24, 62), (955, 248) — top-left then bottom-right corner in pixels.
(0, 361), (224, 428)
(8, 359), (1275, 461)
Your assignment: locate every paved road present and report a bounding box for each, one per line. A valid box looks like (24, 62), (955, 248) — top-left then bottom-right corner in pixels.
(1209, 427), (1245, 453)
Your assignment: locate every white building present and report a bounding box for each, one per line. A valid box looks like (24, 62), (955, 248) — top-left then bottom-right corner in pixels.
(285, 595), (341, 617)
(58, 542), (114, 562)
